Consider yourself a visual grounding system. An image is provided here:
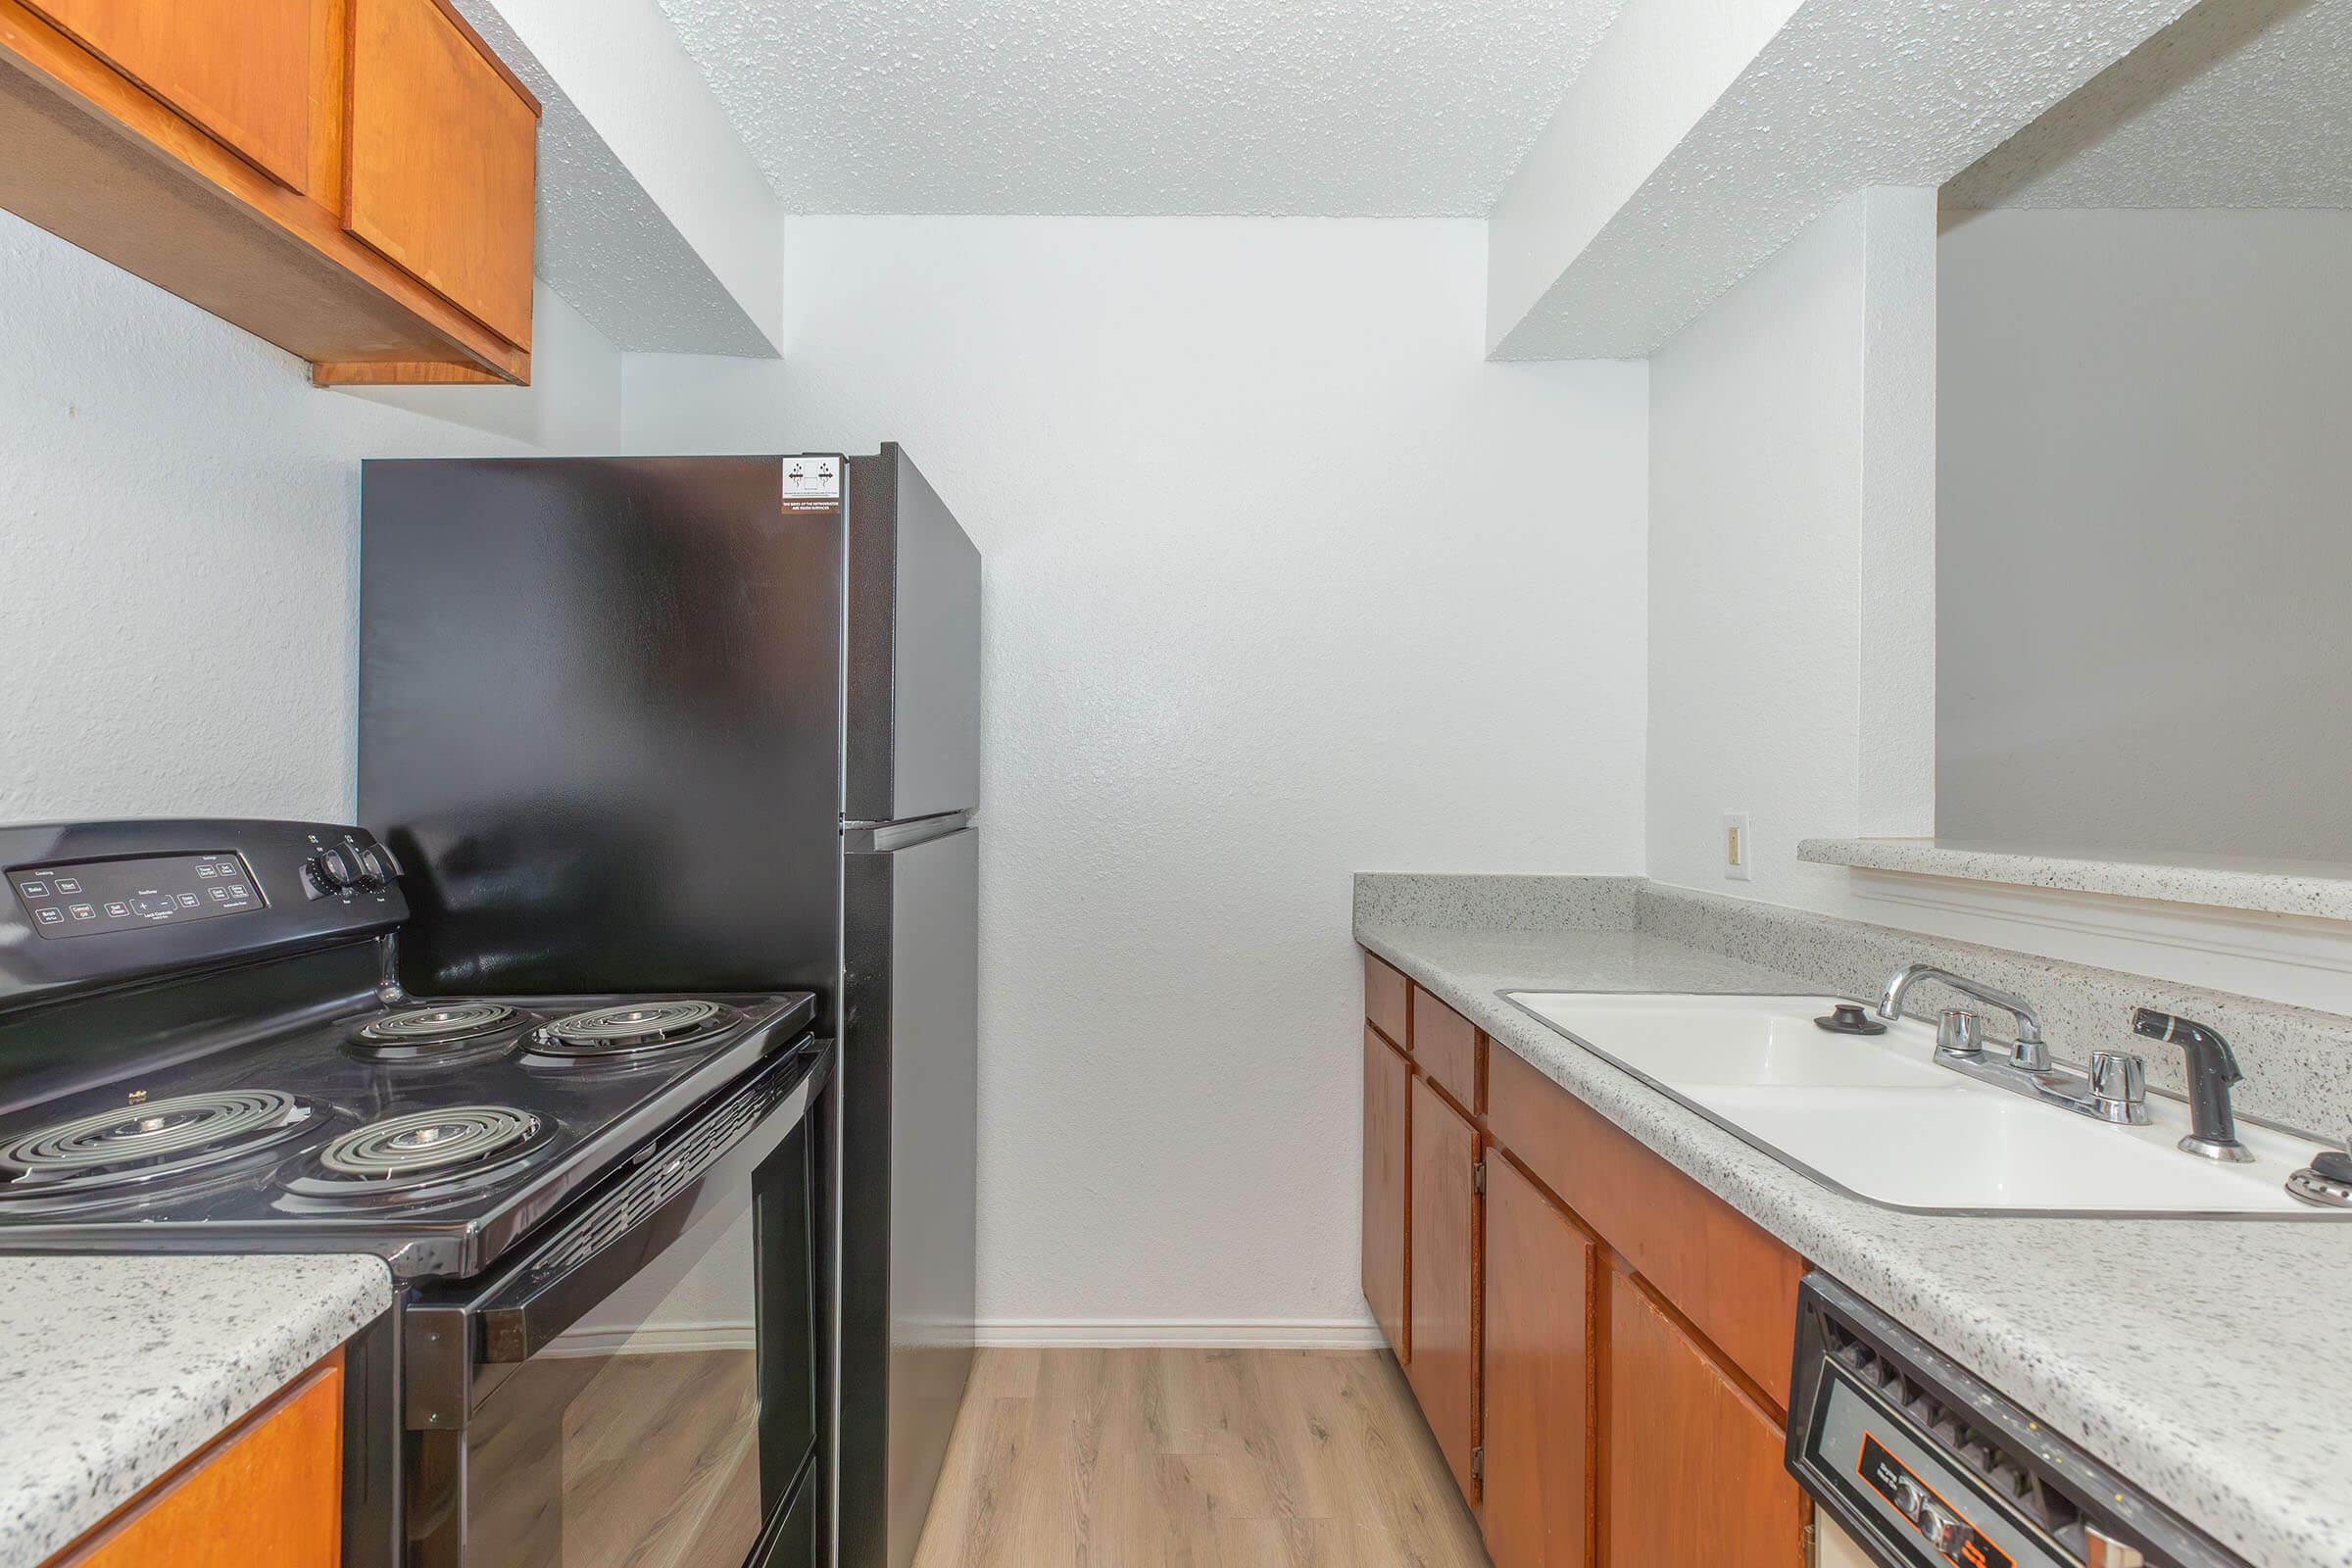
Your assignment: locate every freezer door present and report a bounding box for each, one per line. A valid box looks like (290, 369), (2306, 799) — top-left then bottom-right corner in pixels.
(844, 447), (982, 824)
(837, 823), (978, 1568)
(358, 456), (843, 1003)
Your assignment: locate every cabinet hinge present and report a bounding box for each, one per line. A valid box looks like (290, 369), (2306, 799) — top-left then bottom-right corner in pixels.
(1470, 1445), (1485, 1483)
(1801, 1520), (1817, 1563)
(1473, 1157), (1487, 1196)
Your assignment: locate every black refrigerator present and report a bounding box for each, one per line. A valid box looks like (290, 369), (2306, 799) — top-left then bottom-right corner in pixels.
(356, 447), (980, 1568)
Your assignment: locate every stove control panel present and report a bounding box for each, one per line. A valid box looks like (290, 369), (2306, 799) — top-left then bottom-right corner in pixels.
(13, 852), (260, 940)
(0, 819), (409, 1010)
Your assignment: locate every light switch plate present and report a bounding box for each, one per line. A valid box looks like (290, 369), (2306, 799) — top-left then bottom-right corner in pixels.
(1723, 813), (1752, 880)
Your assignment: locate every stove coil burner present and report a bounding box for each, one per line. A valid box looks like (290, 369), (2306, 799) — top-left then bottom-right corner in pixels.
(350, 1003), (526, 1061)
(529, 1000), (739, 1060)
(317, 1105), (545, 1182)
(0, 1090), (318, 1203)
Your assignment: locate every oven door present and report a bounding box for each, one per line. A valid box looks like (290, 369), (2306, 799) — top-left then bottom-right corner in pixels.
(406, 1043), (829, 1568)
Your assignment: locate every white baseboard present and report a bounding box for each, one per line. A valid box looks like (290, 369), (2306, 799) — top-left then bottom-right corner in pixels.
(975, 1319), (1388, 1350)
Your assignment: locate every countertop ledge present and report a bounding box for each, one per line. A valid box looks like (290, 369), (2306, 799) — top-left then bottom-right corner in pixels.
(0, 1252), (392, 1568)
(1356, 916), (2352, 1568)
(1798, 835), (2352, 923)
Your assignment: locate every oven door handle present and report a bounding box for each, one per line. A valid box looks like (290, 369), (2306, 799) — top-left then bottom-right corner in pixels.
(468, 1041), (830, 1366)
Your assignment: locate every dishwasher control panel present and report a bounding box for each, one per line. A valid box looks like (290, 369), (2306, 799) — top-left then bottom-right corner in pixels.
(1787, 1275), (2243, 1568)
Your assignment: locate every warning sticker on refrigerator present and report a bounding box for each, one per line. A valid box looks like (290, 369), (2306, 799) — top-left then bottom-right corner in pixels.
(782, 456), (842, 511)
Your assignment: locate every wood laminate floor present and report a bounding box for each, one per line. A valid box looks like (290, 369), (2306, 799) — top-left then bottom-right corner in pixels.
(910, 1348), (1493, 1568)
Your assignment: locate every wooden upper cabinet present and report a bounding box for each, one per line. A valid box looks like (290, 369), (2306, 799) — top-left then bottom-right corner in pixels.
(1406, 1075), (1482, 1506)
(345, 0), (537, 349)
(1363, 1024), (1411, 1363)
(0, 0), (534, 382)
(1482, 1152), (1594, 1568)
(25, 0), (330, 194)
(60, 1352), (343, 1566)
(1603, 1267), (1805, 1568)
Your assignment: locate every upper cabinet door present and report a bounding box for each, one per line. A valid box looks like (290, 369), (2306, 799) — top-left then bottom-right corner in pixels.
(27, 0), (328, 192)
(344, 0), (538, 349)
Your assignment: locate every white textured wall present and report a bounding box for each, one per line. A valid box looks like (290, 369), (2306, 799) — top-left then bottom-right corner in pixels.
(1647, 190), (1936, 907)
(626, 218), (1650, 1336)
(0, 211), (623, 824)
(1938, 207), (2352, 861)
(1647, 192), (2352, 1013)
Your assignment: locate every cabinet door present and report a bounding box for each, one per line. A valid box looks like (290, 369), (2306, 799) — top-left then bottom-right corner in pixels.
(28, 0), (329, 192)
(1406, 1075), (1481, 1504)
(1604, 1267), (1805, 1568)
(1363, 1024), (1411, 1362)
(345, 0), (538, 348)
(1482, 1152), (1593, 1568)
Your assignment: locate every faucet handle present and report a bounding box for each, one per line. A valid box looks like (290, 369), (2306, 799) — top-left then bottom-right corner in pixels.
(2087, 1051), (2150, 1124)
(1936, 1009), (1983, 1059)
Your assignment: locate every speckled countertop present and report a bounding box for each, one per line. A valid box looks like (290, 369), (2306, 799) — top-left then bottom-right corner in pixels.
(1796, 835), (2352, 923)
(0, 1253), (391, 1568)
(1358, 917), (2352, 1568)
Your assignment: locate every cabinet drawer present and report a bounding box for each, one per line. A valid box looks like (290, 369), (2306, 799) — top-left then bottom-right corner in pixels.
(1410, 987), (1481, 1113)
(1364, 951), (1409, 1048)
(28, 0), (330, 193)
(1488, 1042), (1802, 1407)
(345, 0), (538, 348)
(62, 1353), (344, 1566)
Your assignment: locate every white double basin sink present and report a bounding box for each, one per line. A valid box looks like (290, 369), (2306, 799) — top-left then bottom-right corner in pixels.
(1502, 993), (2339, 1217)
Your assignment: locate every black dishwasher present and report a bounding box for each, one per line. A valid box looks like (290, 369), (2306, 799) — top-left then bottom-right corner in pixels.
(1787, 1274), (2243, 1568)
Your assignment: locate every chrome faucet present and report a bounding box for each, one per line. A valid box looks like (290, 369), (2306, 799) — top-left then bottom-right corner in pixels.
(1878, 962), (2050, 1072)
(2132, 1009), (2253, 1162)
(1877, 961), (2149, 1127)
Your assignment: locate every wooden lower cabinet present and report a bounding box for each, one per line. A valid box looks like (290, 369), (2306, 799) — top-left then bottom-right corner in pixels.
(1362, 1023), (1411, 1362)
(1406, 1075), (1482, 1505)
(1602, 1267), (1805, 1568)
(1361, 947), (1809, 1568)
(1481, 1151), (1594, 1568)
(58, 1351), (343, 1566)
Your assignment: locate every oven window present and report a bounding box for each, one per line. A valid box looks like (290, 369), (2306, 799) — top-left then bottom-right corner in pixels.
(460, 1120), (815, 1568)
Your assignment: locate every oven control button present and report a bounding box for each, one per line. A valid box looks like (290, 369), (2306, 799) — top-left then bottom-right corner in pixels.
(309, 846), (360, 893)
(1886, 1475), (1927, 1521)
(354, 845), (395, 889)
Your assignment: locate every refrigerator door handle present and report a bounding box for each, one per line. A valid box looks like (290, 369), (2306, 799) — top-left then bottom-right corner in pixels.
(841, 810), (973, 853)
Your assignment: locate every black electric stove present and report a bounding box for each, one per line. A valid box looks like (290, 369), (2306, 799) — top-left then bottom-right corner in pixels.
(0, 817), (830, 1568)
(0, 980), (814, 1280)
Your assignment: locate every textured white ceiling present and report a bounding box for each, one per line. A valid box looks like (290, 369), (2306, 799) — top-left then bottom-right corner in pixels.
(1947, 0), (2352, 209)
(1490, 0), (2203, 358)
(651, 0), (1626, 215)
